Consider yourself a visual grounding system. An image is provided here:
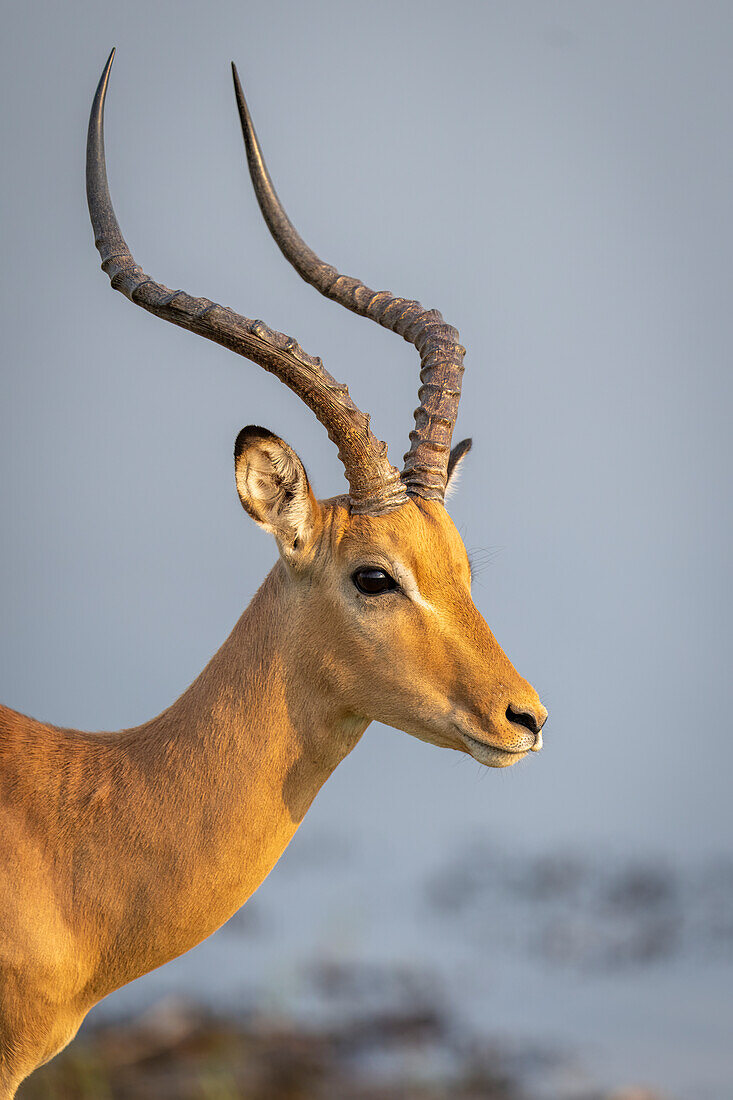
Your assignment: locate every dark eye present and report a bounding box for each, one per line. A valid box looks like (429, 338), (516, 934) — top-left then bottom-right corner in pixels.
(352, 567), (398, 595)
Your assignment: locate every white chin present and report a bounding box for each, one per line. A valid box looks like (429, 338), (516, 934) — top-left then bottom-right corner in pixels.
(462, 734), (527, 768)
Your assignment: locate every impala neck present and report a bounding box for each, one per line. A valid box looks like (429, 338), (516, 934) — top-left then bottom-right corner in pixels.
(148, 558), (363, 821)
(89, 560), (367, 991)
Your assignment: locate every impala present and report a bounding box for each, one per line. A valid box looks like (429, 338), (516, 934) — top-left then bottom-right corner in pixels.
(0, 51), (547, 1096)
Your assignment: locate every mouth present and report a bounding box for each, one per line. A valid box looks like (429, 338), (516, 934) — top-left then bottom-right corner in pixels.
(459, 731), (531, 768)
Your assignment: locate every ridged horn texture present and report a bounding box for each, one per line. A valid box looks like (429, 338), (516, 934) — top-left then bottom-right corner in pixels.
(86, 51), (407, 516)
(232, 64), (466, 502)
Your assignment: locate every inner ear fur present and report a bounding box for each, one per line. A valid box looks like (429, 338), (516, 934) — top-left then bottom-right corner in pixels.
(234, 426), (318, 551)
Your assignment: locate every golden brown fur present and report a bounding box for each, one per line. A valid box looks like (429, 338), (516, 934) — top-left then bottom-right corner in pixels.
(0, 487), (544, 1096)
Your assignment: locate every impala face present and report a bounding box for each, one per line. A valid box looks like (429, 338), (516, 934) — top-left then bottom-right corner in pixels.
(235, 428), (546, 768)
(325, 498), (546, 767)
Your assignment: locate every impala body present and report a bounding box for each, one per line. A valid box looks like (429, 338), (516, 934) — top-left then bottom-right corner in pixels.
(0, 52), (546, 1097)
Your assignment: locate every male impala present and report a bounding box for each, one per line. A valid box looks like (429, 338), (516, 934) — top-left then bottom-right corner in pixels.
(0, 52), (546, 1096)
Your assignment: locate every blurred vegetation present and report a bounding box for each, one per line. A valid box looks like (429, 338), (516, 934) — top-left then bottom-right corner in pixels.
(17, 996), (667, 1100)
(18, 999), (519, 1100)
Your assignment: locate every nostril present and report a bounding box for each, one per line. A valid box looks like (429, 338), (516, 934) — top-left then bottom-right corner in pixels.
(506, 704), (540, 735)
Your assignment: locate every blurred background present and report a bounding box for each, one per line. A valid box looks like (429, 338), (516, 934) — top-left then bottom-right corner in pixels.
(2, 2), (731, 1097)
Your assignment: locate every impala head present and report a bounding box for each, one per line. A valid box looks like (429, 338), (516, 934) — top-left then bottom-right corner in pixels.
(86, 51), (547, 767)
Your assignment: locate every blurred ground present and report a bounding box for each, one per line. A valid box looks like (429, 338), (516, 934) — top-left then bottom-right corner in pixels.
(18, 996), (666, 1100)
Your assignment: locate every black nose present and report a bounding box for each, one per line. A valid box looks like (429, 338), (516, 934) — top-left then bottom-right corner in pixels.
(506, 704), (542, 735)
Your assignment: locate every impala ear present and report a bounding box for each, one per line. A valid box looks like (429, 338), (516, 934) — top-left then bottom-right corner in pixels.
(445, 438), (472, 499)
(234, 426), (318, 554)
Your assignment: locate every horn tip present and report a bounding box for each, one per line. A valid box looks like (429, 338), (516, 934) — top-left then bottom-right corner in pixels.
(94, 48), (116, 105)
(231, 62), (250, 116)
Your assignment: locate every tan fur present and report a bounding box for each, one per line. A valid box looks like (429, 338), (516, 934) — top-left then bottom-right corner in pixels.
(0, 491), (544, 1096)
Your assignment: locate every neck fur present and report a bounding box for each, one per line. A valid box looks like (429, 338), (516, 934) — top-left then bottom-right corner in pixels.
(5, 562), (367, 1002)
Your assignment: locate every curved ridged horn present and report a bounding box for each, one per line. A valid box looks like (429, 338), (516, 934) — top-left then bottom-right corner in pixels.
(86, 51), (407, 516)
(232, 64), (466, 502)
